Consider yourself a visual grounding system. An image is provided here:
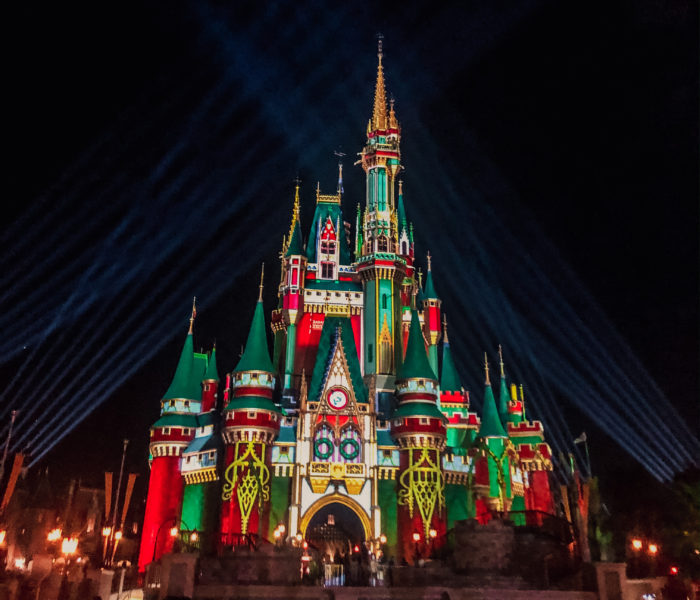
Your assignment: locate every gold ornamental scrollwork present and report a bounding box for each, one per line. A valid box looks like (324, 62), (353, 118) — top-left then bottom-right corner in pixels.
(221, 441), (270, 534)
(398, 448), (445, 539)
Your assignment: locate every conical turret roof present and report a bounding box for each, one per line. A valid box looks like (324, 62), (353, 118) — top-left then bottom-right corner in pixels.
(163, 332), (202, 401)
(234, 300), (274, 373)
(397, 182), (408, 233)
(204, 347), (219, 381)
(424, 254), (439, 300)
(478, 361), (508, 438)
(397, 310), (436, 380)
(440, 324), (462, 393)
(285, 219), (304, 256)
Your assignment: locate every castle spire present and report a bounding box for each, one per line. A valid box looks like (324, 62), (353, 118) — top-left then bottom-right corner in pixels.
(498, 344), (510, 424)
(235, 287), (274, 374)
(478, 352), (508, 438)
(440, 315), (462, 393)
(188, 296), (197, 335)
(372, 36), (388, 130)
(258, 262), (265, 302)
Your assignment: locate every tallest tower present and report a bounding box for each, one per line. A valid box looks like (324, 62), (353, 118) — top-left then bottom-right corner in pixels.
(357, 40), (406, 381)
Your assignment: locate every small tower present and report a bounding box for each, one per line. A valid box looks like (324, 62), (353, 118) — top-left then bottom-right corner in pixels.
(138, 302), (200, 572)
(272, 182), (308, 404)
(473, 354), (512, 514)
(421, 252), (442, 375)
(180, 347), (221, 555)
(220, 270), (282, 546)
(391, 310), (446, 563)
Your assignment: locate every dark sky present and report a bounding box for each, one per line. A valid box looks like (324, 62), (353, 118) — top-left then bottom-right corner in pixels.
(5, 0), (698, 505)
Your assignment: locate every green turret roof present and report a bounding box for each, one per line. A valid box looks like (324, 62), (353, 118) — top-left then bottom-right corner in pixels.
(235, 300), (274, 373)
(204, 348), (219, 381)
(397, 187), (408, 233)
(309, 317), (368, 404)
(397, 310), (436, 380)
(285, 218), (304, 257)
(225, 395), (281, 413)
(163, 333), (202, 401)
(440, 339), (462, 393)
(423, 268), (438, 299)
(478, 382), (508, 439)
(392, 401), (447, 421)
(498, 375), (510, 425)
(153, 413), (199, 428)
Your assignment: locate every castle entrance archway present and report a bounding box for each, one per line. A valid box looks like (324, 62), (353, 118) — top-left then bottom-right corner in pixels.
(300, 494), (370, 561)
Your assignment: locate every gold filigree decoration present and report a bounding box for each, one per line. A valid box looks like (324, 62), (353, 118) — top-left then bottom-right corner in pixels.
(398, 448), (445, 539)
(221, 441), (270, 534)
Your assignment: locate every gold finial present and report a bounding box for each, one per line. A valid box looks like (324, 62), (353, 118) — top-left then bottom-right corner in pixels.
(484, 352), (491, 386)
(258, 263), (265, 302)
(389, 95), (398, 129)
(284, 179), (301, 253)
(498, 344), (505, 378)
(426, 251), (432, 271)
(417, 267), (423, 289)
(299, 368), (308, 411)
(372, 34), (387, 130)
(442, 314), (449, 343)
(519, 384), (526, 419)
(189, 297), (197, 334)
(398, 179), (403, 195)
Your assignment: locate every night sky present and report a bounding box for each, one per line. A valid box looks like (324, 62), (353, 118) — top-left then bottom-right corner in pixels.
(4, 1), (698, 508)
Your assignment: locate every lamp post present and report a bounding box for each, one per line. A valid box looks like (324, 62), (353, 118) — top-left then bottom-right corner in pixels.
(412, 531), (421, 564)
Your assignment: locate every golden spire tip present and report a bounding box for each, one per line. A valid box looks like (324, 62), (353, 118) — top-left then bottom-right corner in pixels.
(484, 352), (491, 386)
(189, 296), (197, 334)
(498, 344), (505, 378)
(258, 263), (265, 302)
(442, 314), (449, 343)
(426, 251), (432, 271)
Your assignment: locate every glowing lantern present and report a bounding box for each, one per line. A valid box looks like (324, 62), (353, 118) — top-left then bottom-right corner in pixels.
(61, 537), (78, 555)
(273, 529), (281, 540)
(47, 528), (62, 542)
(648, 543), (658, 555)
(412, 532), (421, 542)
(670, 566), (678, 575)
(429, 528), (437, 539)
(379, 534), (387, 545)
(189, 532), (198, 542)
(631, 539), (643, 550)
(278, 524), (285, 534)
(114, 531), (123, 541)
(169, 527), (179, 538)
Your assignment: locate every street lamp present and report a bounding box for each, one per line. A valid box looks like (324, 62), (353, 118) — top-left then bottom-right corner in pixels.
(631, 539), (643, 551)
(647, 543), (658, 555)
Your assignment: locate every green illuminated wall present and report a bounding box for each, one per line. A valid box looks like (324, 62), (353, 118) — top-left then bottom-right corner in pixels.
(268, 475), (291, 539)
(378, 479), (398, 556)
(445, 483), (470, 529)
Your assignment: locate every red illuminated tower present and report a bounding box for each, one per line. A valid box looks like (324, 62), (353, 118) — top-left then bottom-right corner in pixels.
(391, 310), (447, 563)
(137, 303), (200, 571)
(220, 271), (281, 546)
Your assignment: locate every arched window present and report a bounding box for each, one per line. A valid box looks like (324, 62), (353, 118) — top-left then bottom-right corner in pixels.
(401, 240), (408, 255)
(338, 426), (362, 463)
(381, 294), (388, 310)
(377, 235), (388, 252)
(320, 240), (336, 255)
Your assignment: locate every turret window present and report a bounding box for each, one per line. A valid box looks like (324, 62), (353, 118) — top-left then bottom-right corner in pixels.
(377, 236), (388, 252)
(320, 262), (335, 279)
(163, 427), (171, 435)
(169, 400), (175, 408)
(320, 240), (336, 255)
(401, 241), (408, 255)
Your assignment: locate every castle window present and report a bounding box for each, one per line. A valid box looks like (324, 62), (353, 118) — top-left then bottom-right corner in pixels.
(169, 400), (175, 408)
(248, 411), (257, 419)
(320, 240), (336, 255)
(321, 262), (335, 279)
(381, 294), (388, 310)
(184, 401), (190, 408)
(377, 236), (388, 252)
(163, 427), (171, 435)
(204, 384), (210, 392)
(401, 241), (408, 255)
(419, 418), (429, 425)
(280, 446), (289, 455)
(183, 428), (190, 435)
(383, 450), (392, 458)
(367, 343), (373, 363)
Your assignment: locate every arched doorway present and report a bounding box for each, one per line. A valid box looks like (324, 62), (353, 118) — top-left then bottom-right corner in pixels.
(300, 494), (370, 560)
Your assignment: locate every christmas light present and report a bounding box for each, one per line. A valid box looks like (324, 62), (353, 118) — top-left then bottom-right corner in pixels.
(61, 538), (78, 555)
(47, 528), (62, 542)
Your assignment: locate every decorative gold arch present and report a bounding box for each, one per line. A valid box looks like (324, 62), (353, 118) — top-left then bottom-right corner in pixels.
(299, 493), (372, 540)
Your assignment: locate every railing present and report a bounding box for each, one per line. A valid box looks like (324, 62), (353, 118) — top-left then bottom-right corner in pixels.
(219, 532), (273, 550)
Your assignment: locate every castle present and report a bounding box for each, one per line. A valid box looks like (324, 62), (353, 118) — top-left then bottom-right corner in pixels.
(137, 44), (554, 572)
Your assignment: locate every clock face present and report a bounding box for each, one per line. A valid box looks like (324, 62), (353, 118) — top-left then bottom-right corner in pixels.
(327, 388), (348, 410)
